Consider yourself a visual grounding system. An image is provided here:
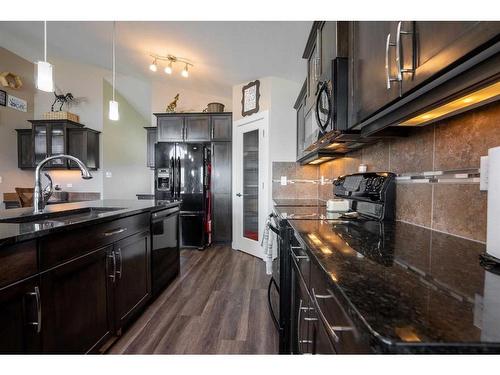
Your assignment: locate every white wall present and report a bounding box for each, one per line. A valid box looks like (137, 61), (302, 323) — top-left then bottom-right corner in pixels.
(34, 58), (106, 193)
(32, 57), (154, 196)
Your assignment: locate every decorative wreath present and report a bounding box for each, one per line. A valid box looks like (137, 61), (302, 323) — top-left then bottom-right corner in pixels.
(0, 71), (23, 89)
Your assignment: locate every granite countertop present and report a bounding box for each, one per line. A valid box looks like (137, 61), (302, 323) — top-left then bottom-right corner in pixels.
(277, 207), (500, 352)
(273, 198), (326, 207)
(0, 199), (180, 246)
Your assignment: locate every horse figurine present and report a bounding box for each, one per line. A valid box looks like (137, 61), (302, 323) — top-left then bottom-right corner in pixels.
(51, 91), (75, 112)
(166, 93), (180, 113)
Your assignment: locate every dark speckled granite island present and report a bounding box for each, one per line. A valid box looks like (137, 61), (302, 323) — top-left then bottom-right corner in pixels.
(274, 205), (500, 353)
(0, 199), (180, 246)
(0, 199), (180, 354)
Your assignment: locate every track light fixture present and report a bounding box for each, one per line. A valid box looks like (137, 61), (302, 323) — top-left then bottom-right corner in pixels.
(148, 54), (193, 78)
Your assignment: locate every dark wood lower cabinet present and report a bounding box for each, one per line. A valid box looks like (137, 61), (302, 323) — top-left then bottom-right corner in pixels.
(0, 276), (41, 353)
(40, 246), (113, 353)
(112, 231), (151, 332)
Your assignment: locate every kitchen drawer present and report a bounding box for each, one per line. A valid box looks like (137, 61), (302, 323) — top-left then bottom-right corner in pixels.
(0, 241), (37, 288)
(39, 213), (150, 270)
(290, 234), (311, 288)
(310, 261), (370, 353)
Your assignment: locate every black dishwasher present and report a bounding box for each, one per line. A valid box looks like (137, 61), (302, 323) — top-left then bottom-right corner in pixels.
(151, 205), (180, 296)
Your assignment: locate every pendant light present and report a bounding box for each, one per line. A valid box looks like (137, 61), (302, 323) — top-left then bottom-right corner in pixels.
(181, 63), (189, 78)
(109, 21), (119, 121)
(35, 21), (54, 92)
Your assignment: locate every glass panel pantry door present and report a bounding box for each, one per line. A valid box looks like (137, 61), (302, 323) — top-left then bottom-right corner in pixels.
(243, 130), (259, 241)
(233, 112), (269, 259)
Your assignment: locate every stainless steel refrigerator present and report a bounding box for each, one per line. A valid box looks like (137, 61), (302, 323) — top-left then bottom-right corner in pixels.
(155, 142), (211, 249)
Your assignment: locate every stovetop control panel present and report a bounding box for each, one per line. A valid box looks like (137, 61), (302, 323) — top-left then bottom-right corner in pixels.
(334, 172), (396, 221)
(334, 172), (395, 200)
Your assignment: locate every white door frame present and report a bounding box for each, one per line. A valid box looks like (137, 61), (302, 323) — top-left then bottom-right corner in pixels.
(232, 111), (269, 259)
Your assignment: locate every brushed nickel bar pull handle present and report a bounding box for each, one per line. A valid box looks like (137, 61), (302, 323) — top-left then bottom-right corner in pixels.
(103, 227), (127, 237)
(27, 286), (42, 334)
(385, 33), (398, 89)
(211, 125), (215, 139)
(312, 288), (355, 344)
(116, 248), (123, 280)
(108, 251), (117, 283)
(311, 288), (340, 343)
(291, 246), (309, 263)
(297, 298), (304, 353)
(396, 21), (415, 81)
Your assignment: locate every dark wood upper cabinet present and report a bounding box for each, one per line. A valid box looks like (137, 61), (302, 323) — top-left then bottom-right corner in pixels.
(0, 276), (41, 353)
(348, 21), (500, 130)
(184, 115), (210, 141)
(16, 129), (34, 169)
(157, 116), (184, 142)
(112, 231), (150, 332)
(350, 21), (401, 125)
(155, 113), (232, 142)
(30, 120), (82, 168)
(304, 22), (349, 112)
(67, 128), (100, 170)
(294, 81), (307, 160)
(145, 127), (157, 168)
(40, 246), (113, 353)
(400, 21), (500, 94)
(17, 120), (100, 170)
(210, 114), (232, 141)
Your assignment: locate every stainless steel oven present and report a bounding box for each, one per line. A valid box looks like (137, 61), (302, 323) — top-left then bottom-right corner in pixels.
(151, 206), (180, 296)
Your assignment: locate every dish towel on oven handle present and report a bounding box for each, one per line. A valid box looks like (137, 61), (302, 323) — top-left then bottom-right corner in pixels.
(261, 213), (275, 275)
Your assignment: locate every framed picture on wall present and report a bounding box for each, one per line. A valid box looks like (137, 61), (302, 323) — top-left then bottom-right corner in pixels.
(241, 80), (260, 117)
(0, 89), (6, 107)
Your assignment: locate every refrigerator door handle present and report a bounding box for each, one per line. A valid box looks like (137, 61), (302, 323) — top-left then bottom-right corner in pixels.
(177, 156), (181, 199)
(170, 156), (175, 196)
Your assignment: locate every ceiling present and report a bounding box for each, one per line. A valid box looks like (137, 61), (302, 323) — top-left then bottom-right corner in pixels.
(0, 21), (311, 98)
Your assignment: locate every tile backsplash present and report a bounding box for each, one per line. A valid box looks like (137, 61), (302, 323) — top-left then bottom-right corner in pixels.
(273, 101), (500, 243)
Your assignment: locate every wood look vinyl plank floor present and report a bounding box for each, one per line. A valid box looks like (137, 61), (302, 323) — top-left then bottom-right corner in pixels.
(108, 245), (278, 354)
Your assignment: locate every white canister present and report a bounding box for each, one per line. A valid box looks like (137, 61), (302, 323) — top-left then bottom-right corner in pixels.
(326, 199), (350, 212)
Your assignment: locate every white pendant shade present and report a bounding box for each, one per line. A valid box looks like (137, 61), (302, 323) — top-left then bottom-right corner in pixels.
(35, 61), (54, 92)
(109, 100), (119, 121)
(109, 21), (120, 121)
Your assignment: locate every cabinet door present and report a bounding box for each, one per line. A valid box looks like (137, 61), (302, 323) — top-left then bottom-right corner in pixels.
(310, 261), (369, 354)
(40, 246), (113, 353)
(146, 128), (157, 168)
(291, 267), (312, 354)
(113, 232), (150, 331)
(306, 34), (321, 110)
(157, 116), (184, 142)
(212, 142), (231, 194)
(211, 114), (232, 141)
(401, 21), (500, 94)
(212, 193), (232, 242)
(86, 131), (100, 170)
(185, 115), (210, 141)
(351, 21), (400, 124)
(33, 124), (48, 165)
(311, 317), (336, 354)
(48, 124), (67, 168)
(0, 276), (41, 353)
(296, 95), (306, 160)
(16, 129), (34, 169)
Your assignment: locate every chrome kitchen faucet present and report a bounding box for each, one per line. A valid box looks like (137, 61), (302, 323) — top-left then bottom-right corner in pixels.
(33, 155), (92, 214)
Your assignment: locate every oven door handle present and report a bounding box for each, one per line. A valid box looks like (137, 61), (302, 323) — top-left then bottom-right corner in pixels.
(267, 277), (280, 331)
(268, 224), (279, 235)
